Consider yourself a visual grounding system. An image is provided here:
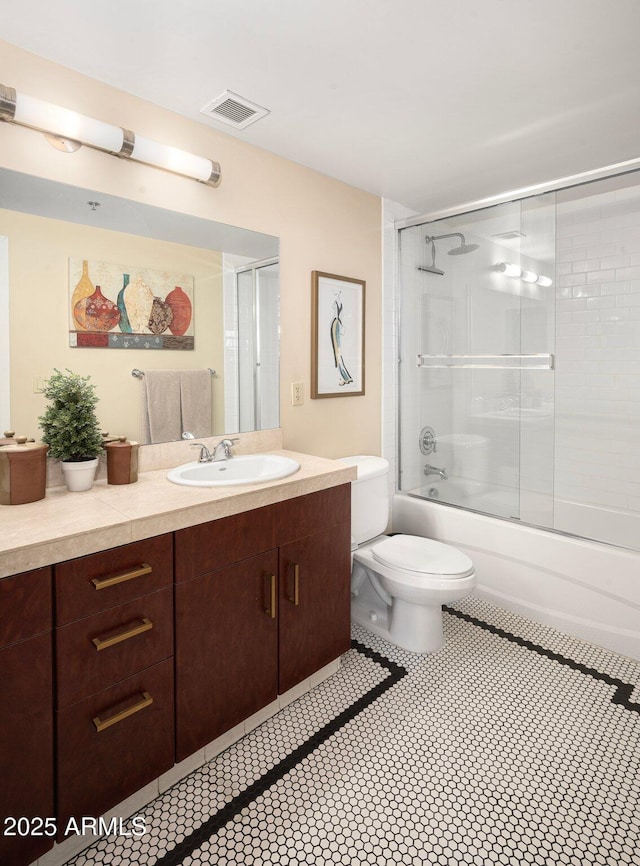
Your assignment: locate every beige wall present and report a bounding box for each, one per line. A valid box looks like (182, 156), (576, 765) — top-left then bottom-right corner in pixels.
(0, 208), (224, 442)
(0, 41), (382, 459)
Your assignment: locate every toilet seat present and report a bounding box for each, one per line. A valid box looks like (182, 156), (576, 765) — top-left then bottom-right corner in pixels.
(371, 535), (474, 579)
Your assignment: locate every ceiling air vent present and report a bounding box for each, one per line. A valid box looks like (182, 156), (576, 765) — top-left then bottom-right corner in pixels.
(491, 230), (526, 240)
(200, 91), (270, 130)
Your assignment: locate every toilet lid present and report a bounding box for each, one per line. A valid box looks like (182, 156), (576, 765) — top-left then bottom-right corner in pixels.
(372, 535), (474, 578)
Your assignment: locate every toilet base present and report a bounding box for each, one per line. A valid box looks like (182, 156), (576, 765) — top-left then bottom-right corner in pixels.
(351, 584), (445, 654)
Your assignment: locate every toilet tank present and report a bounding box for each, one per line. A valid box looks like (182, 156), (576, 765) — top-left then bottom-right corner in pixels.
(338, 455), (390, 544)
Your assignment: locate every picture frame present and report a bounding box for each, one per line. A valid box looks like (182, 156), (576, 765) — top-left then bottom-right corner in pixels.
(311, 271), (365, 398)
(69, 257), (195, 350)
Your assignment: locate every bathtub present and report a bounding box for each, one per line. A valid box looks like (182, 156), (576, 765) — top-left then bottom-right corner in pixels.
(392, 493), (640, 661)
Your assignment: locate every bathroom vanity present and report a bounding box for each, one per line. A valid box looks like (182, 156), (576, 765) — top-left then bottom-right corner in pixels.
(0, 446), (354, 866)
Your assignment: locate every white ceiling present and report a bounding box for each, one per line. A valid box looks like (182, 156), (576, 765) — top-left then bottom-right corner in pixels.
(3, 0), (640, 215)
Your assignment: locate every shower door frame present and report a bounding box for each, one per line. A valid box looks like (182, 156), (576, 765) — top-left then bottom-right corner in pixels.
(235, 256), (280, 432)
(395, 156), (640, 233)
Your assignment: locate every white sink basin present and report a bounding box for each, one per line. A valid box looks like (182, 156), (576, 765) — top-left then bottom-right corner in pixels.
(167, 454), (300, 487)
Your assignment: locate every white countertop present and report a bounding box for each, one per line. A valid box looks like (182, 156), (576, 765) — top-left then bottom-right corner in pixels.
(0, 450), (356, 579)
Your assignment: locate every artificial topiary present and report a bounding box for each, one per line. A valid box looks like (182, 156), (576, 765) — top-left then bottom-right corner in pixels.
(39, 368), (104, 462)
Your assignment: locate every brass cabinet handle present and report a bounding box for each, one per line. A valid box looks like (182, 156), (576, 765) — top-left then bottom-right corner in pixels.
(288, 563), (300, 606)
(264, 573), (276, 619)
(91, 563), (152, 590)
(92, 617), (153, 651)
(93, 691), (153, 733)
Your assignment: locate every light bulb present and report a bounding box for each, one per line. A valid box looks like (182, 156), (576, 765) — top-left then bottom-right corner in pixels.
(14, 93), (124, 152)
(498, 262), (522, 278)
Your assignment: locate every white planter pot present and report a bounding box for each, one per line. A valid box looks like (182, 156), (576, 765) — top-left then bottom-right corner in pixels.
(61, 458), (99, 492)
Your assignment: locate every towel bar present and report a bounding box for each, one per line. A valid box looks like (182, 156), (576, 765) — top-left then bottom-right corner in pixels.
(131, 368), (216, 378)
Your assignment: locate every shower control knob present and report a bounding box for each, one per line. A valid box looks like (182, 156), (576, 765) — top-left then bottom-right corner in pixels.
(419, 426), (437, 455)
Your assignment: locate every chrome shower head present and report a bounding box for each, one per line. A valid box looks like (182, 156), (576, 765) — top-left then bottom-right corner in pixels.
(448, 241), (479, 255)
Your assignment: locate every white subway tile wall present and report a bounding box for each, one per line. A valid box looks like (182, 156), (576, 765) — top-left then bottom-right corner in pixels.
(555, 182), (640, 518)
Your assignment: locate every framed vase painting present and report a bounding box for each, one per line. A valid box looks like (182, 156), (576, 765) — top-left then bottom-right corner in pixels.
(311, 271), (365, 398)
(69, 258), (195, 349)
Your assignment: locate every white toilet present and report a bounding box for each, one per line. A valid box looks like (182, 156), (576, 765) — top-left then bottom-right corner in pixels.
(340, 455), (476, 654)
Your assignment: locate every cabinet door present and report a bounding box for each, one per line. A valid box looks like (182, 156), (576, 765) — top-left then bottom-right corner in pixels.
(278, 520), (351, 694)
(175, 550), (278, 762)
(0, 632), (54, 866)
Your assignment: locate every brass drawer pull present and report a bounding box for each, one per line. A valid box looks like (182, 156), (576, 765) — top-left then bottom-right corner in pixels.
(93, 691), (153, 733)
(92, 617), (153, 651)
(264, 573), (276, 619)
(91, 563), (152, 591)
(288, 563), (300, 606)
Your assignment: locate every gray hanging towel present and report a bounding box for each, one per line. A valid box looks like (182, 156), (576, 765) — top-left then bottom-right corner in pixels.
(142, 370), (182, 444)
(180, 369), (213, 439)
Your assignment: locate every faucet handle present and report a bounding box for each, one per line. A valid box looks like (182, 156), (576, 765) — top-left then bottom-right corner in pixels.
(190, 443), (213, 462)
(220, 437), (240, 457)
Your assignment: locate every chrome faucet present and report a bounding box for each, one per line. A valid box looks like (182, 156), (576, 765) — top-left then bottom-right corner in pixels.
(212, 437), (240, 461)
(190, 443), (214, 463)
(424, 464), (448, 480)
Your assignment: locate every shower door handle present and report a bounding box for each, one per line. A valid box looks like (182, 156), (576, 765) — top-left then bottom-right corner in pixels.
(417, 353), (554, 370)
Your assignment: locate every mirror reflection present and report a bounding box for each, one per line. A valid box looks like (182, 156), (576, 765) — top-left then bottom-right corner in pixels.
(0, 169), (279, 443)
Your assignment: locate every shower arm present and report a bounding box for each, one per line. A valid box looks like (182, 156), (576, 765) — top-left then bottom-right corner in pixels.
(425, 232), (465, 245)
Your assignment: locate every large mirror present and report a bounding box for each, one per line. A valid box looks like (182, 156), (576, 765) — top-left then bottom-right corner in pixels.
(0, 169), (279, 444)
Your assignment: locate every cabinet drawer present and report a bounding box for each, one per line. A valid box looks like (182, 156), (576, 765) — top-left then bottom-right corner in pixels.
(0, 566), (51, 647)
(55, 534), (173, 625)
(57, 657), (174, 829)
(175, 505), (275, 582)
(56, 587), (173, 709)
(275, 484), (350, 545)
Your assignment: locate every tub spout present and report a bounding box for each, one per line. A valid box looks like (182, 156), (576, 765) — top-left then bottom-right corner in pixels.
(424, 464), (448, 480)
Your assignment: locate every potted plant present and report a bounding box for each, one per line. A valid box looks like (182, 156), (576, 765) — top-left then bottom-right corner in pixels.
(39, 369), (104, 491)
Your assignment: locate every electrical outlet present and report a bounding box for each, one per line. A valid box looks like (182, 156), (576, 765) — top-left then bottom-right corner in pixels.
(291, 382), (304, 406)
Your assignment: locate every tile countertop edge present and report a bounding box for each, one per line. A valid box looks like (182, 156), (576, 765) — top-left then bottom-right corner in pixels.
(0, 452), (357, 579)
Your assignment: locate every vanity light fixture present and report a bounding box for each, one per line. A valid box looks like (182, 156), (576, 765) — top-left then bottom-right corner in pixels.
(498, 262), (522, 278)
(520, 269), (538, 283)
(496, 262), (553, 287)
(0, 84), (221, 187)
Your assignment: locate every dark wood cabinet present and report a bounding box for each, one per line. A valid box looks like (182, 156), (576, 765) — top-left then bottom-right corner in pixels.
(1, 480), (351, 864)
(0, 567), (54, 866)
(54, 535), (175, 832)
(278, 520), (351, 694)
(175, 485), (351, 761)
(175, 550), (279, 760)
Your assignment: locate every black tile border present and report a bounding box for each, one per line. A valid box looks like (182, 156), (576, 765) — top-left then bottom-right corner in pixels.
(153, 641), (407, 866)
(444, 605), (640, 715)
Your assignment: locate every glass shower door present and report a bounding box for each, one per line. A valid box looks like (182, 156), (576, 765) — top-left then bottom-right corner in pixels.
(398, 193), (555, 524)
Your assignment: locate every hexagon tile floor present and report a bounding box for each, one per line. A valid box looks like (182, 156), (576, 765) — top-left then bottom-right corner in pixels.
(65, 597), (640, 866)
